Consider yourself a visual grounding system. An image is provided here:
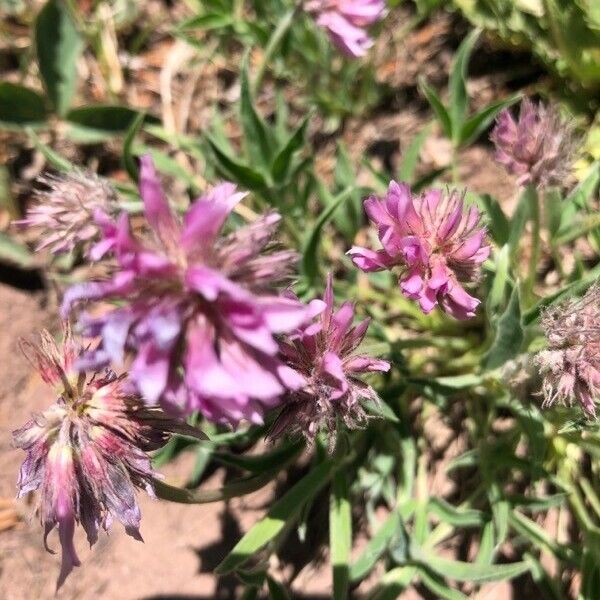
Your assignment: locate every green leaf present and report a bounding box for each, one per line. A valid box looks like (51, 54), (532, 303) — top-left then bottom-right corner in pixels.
(66, 105), (158, 137)
(487, 244), (510, 312)
(212, 440), (303, 474)
(27, 128), (73, 171)
(480, 193), (509, 246)
(363, 398), (399, 423)
(398, 124), (432, 183)
(0, 83), (48, 127)
(330, 471), (352, 600)
(581, 549), (600, 600)
(178, 12), (234, 31)
(428, 498), (486, 527)
(271, 115), (310, 184)
(35, 0), (83, 116)
(476, 521), (495, 565)
(509, 511), (573, 561)
(459, 94), (520, 147)
(508, 187), (533, 261)
(0, 232), (35, 268)
(351, 511), (401, 582)
(483, 285), (523, 370)
(418, 568), (468, 600)
(419, 77), (452, 139)
(206, 136), (268, 192)
(411, 543), (530, 583)
(367, 567), (417, 600)
(215, 459), (335, 575)
(448, 29), (479, 141)
(240, 57), (274, 168)
(122, 111), (145, 182)
(301, 183), (353, 286)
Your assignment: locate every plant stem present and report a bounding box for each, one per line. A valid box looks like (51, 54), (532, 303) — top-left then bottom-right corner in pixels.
(524, 184), (541, 303)
(252, 5), (300, 94)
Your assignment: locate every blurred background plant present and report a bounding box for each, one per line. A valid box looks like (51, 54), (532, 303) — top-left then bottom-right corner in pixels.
(0, 0), (599, 598)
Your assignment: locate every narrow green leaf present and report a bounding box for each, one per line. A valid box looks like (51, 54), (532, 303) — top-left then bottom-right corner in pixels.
(363, 398), (399, 423)
(212, 440), (303, 474)
(419, 77), (452, 139)
(411, 543), (530, 583)
(0, 232), (35, 268)
(66, 105), (158, 136)
(448, 29), (479, 141)
(351, 511), (401, 582)
(418, 568), (468, 600)
(398, 124), (432, 183)
(240, 57), (274, 167)
(301, 184), (353, 285)
(0, 83), (48, 127)
(330, 471), (352, 600)
(459, 94), (520, 147)
(122, 111), (145, 182)
(367, 566), (417, 600)
(476, 521), (495, 565)
(508, 186), (533, 259)
(27, 128), (73, 171)
(35, 0), (83, 115)
(271, 115), (310, 183)
(206, 137), (268, 192)
(483, 285), (523, 370)
(428, 498), (486, 527)
(509, 511), (573, 561)
(487, 244), (510, 312)
(177, 12), (234, 31)
(480, 193), (509, 246)
(215, 459), (335, 575)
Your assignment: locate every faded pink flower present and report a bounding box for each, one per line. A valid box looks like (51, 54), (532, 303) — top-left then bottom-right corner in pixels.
(305, 0), (386, 58)
(63, 155), (321, 425)
(348, 182), (490, 319)
(271, 274), (389, 444)
(491, 98), (577, 188)
(535, 283), (600, 416)
(13, 323), (204, 589)
(17, 171), (119, 257)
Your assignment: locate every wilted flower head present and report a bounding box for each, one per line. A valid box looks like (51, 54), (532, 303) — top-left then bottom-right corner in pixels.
(63, 155), (320, 425)
(13, 323), (203, 589)
(305, 0), (386, 58)
(271, 275), (389, 444)
(348, 182), (490, 319)
(17, 171), (119, 258)
(535, 283), (600, 416)
(491, 98), (577, 188)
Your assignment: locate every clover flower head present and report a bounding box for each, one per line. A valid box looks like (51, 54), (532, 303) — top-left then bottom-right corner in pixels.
(62, 155), (321, 425)
(305, 0), (386, 58)
(271, 274), (389, 445)
(535, 283), (600, 416)
(348, 181), (490, 319)
(18, 171), (119, 258)
(491, 98), (578, 188)
(13, 323), (203, 589)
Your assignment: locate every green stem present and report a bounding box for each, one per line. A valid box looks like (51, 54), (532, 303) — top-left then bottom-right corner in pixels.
(252, 5), (300, 94)
(524, 184), (541, 302)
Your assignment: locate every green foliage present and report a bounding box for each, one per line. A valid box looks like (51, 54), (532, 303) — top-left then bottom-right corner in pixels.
(452, 0), (600, 89)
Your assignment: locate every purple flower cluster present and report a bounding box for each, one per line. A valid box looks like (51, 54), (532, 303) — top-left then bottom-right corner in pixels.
(349, 182), (490, 320)
(18, 171), (118, 258)
(62, 156), (320, 425)
(535, 283), (600, 416)
(13, 324), (204, 589)
(305, 0), (386, 57)
(491, 99), (577, 189)
(272, 275), (389, 443)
